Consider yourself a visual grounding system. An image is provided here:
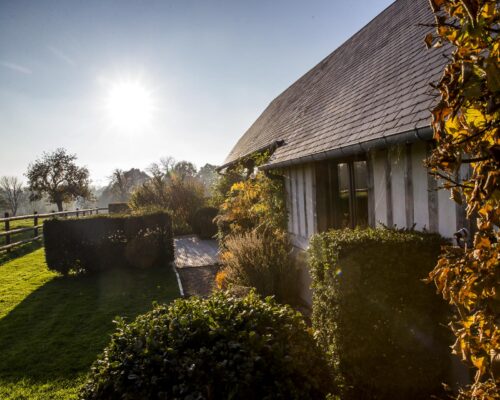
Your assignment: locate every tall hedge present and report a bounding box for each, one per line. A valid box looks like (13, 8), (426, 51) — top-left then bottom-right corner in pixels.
(191, 206), (218, 239)
(309, 228), (451, 399)
(44, 211), (174, 274)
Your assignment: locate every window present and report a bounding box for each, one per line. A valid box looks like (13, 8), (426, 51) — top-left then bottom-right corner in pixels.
(316, 158), (369, 231)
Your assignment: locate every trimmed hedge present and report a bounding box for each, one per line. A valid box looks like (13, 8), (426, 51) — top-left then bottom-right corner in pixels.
(44, 211), (174, 274)
(192, 206), (218, 239)
(81, 291), (336, 399)
(309, 228), (451, 399)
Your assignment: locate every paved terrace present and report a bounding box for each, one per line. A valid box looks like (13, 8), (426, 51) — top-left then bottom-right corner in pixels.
(173, 235), (220, 297)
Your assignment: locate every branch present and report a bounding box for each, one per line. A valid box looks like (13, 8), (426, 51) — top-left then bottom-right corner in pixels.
(431, 170), (474, 189)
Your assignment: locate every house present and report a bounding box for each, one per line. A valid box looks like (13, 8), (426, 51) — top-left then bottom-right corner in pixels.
(221, 0), (466, 300)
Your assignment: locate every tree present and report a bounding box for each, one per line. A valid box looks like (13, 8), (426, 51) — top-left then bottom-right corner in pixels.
(130, 164), (205, 234)
(425, 1), (499, 398)
(196, 163), (218, 195)
(171, 161), (197, 180)
(0, 176), (24, 216)
(109, 169), (131, 202)
(26, 148), (91, 212)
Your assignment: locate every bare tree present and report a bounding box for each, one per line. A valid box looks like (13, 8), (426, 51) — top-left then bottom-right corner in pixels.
(0, 176), (24, 216)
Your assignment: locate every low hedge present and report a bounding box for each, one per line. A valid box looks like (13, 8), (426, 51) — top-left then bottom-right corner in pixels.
(44, 211), (174, 274)
(309, 228), (451, 399)
(81, 291), (336, 399)
(192, 206), (218, 239)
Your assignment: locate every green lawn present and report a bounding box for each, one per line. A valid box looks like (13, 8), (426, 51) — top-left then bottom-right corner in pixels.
(0, 248), (180, 399)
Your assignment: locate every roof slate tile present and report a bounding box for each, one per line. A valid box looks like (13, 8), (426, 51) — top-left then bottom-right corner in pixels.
(223, 0), (448, 167)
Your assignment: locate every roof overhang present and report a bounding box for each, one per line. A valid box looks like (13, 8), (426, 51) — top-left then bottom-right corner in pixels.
(260, 125), (433, 170)
(216, 139), (285, 173)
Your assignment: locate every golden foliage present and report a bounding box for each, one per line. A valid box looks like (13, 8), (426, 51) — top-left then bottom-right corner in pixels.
(215, 170), (287, 237)
(425, 1), (499, 398)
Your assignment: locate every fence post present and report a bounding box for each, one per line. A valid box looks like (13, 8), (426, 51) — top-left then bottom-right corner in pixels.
(4, 212), (10, 251)
(34, 211), (39, 238)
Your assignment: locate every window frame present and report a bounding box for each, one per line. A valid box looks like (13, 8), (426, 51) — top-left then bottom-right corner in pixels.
(316, 156), (369, 230)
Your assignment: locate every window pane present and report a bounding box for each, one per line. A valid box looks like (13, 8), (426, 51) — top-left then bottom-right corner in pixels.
(337, 163), (351, 228)
(354, 160), (368, 227)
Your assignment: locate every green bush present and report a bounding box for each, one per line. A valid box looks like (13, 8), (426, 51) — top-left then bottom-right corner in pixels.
(44, 211), (174, 275)
(309, 228), (451, 399)
(192, 206), (218, 239)
(80, 291), (335, 400)
(108, 202), (130, 214)
(219, 230), (301, 305)
(130, 174), (205, 235)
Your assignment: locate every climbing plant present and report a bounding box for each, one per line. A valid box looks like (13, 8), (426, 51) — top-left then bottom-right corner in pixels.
(215, 150), (287, 237)
(424, 1), (499, 398)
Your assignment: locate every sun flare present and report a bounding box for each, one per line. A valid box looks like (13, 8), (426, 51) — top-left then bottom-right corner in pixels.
(105, 80), (154, 130)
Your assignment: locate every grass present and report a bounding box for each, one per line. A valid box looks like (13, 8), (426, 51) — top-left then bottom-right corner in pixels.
(0, 248), (180, 399)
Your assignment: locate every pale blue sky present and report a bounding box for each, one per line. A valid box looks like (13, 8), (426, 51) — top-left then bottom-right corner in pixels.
(0, 0), (393, 186)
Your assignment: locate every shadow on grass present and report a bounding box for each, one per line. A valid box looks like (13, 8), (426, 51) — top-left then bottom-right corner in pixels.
(0, 266), (179, 382)
(0, 241), (43, 265)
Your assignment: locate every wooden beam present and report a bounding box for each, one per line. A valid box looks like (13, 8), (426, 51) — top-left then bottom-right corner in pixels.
(0, 235), (42, 252)
(0, 225), (43, 237)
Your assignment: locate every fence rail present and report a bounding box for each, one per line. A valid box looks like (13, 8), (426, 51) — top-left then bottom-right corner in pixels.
(0, 207), (108, 253)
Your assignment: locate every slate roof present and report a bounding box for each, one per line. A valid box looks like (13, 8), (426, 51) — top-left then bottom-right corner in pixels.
(223, 0), (449, 168)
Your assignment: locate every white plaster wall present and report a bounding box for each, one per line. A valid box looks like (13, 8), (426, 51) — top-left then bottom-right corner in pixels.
(291, 168), (299, 236)
(296, 165), (306, 237)
(304, 164), (316, 238)
(372, 150), (388, 226)
(411, 142), (429, 230)
(284, 169), (294, 234)
(390, 145), (406, 228)
(285, 164), (317, 248)
(438, 184), (457, 238)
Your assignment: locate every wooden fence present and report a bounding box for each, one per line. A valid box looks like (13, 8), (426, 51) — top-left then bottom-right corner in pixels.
(0, 208), (108, 252)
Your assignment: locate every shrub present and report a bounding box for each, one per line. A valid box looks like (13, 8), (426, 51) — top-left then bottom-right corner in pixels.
(43, 211), (174, 275)
(192, 206), (218, 239)
(130, 174), (205, 235)
(215, 171), (287, 238)
(108, 202), (130, 214)
(309, 228), (451, 399)
(219, 230), (300, 305)
(80, 291), (335, 400)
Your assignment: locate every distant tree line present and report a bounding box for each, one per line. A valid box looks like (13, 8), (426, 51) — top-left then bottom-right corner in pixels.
(1, 148), (219, 220)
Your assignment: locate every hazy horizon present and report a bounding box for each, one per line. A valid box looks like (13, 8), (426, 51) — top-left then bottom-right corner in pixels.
(1, 0), (393, 186)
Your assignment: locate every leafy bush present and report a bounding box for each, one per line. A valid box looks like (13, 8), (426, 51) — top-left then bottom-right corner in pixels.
(192, 206), (218, 239)
(309, 228), (451, 399)
(108, 202), (130, 214)
(130, 174), (205, 235)
(215, 171), (287, 238)
(80, 291), (335, 400)
(219, 230), (300, 305)
(44, 211), (174, 275)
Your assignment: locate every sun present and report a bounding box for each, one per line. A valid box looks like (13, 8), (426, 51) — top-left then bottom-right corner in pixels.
(105, 80), (154, 130)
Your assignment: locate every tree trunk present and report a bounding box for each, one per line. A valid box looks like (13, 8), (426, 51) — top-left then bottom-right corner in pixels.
(56, 201), (63, 212)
